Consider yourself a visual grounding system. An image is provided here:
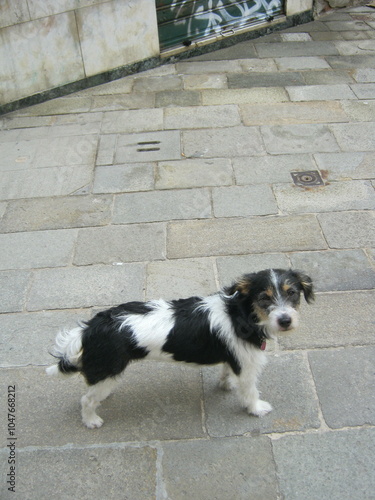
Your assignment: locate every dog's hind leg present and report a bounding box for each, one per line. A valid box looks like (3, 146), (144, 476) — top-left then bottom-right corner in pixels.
(81, 377), (119, 429)
(219, 363), (237, 391)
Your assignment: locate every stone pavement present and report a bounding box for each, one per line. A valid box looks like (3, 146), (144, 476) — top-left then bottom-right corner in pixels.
(0, 6), (375, 499)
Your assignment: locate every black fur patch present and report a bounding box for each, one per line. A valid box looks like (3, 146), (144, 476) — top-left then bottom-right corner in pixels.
(81, 303), (151, 385)
(162, 297), (241, 375)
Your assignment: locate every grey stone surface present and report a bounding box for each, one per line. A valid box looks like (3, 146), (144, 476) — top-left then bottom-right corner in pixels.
(233, 154), (315, 183)
(162, 436), (277, 500)
(27, 264), (145, 311)
(318, 211), (375, 248)
(0, 195), (112, 232)
(0, 230), (77, 270)
(326, 54), (375, 68)
(101, 108), (163, 133)
(0, 364), (204, 447)
(308, 347), (375, 427)
(212, 185), (278, 217)
(155, 158), (232, 189)
(275, 56), (331, 70)
(201, 87), (289, 105)
(290, 249), (375, 291)
(155, 90), (201, 107)
(261, 124), (340, 154)
(274, 180), (375, 213)
(228, 71), (305, 88)
(241, 101), (348, 125)
(216, 254), (291, 285)
(341, 100), (375, 122)
(183, 126), (264, 158)
(0, 309), (91, 367)
(279, 291), (375, 349)
(113, 188), (211, 224)
(287, 83), (356, 101)
(0, 270), (30, 313)
(93, 163), (154, 194)
(164, 104), (240, 129)
(2, 446), (156, 500)
(351, 82), (375, 98)
(146, 258), (216, 300)
(273, 429), (375, 500)
(255, 41), (339, 57)
(331, 122), (375, 151)
(74, 224), (166, 265)
(302, 69), (354, 84)
(313, 151), (375, 179)
(0, 164), (94, 200)
(203, 353), (320, 437)
(167, 215), (327, 258)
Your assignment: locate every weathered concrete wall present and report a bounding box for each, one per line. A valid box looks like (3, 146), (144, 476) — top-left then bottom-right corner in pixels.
(0, 0), (160, 106)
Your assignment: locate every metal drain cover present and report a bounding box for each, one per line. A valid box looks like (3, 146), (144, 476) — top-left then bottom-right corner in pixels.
(291, 170), (324, 187)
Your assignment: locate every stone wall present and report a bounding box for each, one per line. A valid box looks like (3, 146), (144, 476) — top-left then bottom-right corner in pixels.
(0, 0), (159, 106)
(0, 0), (315, 110)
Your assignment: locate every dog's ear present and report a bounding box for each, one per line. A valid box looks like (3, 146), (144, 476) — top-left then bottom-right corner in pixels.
(225, 274), (254, 297)
(294, 271), (314, 304)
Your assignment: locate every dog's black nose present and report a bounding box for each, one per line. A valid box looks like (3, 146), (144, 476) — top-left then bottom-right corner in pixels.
(278, 315), (292, 329)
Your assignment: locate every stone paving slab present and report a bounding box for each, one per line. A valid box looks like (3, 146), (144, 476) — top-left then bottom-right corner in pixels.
(212, 185), (278, 217)
(290, 249), (375, 291)
(0, 309), (91, 367)
(0, 230), (77, 270)
(0, 445), (157, 500)
(93, 163), (155, 194)
(0, 270), (30, 313)
(161, 436), (277, 500)
(273, 179), (375, 213)
(308, 346), (375, 428)
(279, 290), (375, 349)
(317, 211), (375, 248)
(112, 188), (211, 224)
(260, 123), (340, 153)
(272, 429), (375, 500)
(203, 353), (320, 437)
(155, 158), (233, 189)
(0, 195), (113, 232)
(167, 215), (327, 258)
(145, 258), (216, 300)
(27, 264), (145, 311)
(73, 224), (166, 265)
(241, 101), (349, 125)
(0, 364), (205, 447)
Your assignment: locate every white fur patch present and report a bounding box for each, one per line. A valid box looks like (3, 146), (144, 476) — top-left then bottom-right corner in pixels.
(118, 300), (175, 359)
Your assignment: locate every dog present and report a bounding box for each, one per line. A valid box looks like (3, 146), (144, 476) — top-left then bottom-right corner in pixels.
(46, 268), (314, 428)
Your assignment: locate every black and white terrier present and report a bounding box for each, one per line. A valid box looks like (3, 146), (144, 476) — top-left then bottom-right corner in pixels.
(46, 268), (314, 429)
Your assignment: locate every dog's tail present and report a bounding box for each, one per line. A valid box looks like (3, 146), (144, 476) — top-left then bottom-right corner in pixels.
(46, 326), (84, 377)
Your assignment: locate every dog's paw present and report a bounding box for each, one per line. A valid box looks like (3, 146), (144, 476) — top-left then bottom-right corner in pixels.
(83, 415), (104, 429)
(248, 400), (273, 417)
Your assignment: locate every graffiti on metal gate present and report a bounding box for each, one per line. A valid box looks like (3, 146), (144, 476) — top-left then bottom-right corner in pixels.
(156, 0), (283, 49)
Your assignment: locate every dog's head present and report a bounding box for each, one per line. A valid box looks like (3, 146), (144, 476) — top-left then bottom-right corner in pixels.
(225, 269), (314, 339)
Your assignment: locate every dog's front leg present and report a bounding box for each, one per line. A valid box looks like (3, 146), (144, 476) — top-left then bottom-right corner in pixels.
(237, 364), (272, 417)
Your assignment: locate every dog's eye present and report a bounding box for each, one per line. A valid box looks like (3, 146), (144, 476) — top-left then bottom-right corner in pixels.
(258, 294), (273, 306)
(287, 288), (298, 297)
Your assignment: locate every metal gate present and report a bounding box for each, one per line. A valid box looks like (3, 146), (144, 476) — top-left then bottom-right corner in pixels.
(156, 0), (284, 51)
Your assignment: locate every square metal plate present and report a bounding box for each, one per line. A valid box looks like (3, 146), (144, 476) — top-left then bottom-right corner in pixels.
(291, 170), (324, 187)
